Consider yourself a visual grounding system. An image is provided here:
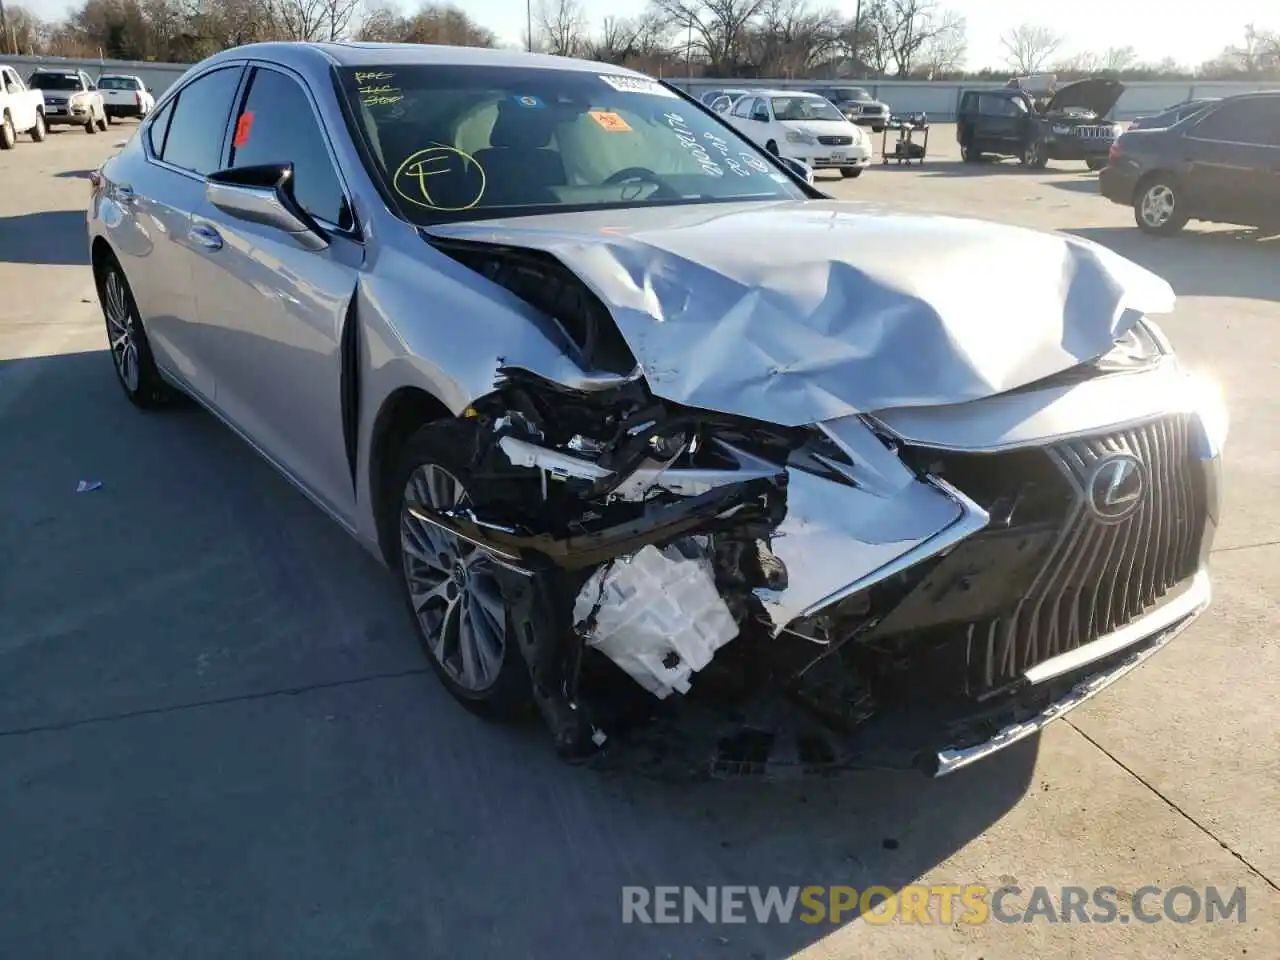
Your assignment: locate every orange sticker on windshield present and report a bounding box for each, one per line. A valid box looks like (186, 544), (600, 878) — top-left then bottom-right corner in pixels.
(589, 111), (632, 133)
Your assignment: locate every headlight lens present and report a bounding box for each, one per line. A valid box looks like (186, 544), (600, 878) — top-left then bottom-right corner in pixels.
(786, 131), (815, 144)
(1187, 373), (1229, 458)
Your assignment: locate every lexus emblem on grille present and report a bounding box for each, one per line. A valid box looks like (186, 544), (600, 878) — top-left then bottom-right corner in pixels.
(1086, 453), (1146, 522)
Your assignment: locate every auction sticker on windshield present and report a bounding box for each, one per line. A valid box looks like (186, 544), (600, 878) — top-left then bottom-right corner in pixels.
(589, 110), (633, 133)
(598, 74), (677, 98)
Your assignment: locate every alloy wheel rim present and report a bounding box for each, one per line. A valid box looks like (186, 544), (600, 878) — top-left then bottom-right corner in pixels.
(400, 464), (507, 692)
(3, 118), (13, 144)
(104, 271), (140, 392)
(1141, 185), (1175, 226)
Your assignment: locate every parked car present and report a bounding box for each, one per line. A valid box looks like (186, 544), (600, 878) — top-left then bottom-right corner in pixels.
(726, 88), (871, 177)
(1102, 91), (1280, 235)
(0, 63), (47, 148)
(957, 79), (1124, 170)
(88, 42), (1225, 778)
(805, 86), (890, 132)
(1127, 98), (1218, 131)
(699, 88), (751, 113)
(27, 69), (107, 133)
(97, 74), (156, 120)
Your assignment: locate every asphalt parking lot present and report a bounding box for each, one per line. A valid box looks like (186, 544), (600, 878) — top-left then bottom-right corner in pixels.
(1, 121), (1277, 959)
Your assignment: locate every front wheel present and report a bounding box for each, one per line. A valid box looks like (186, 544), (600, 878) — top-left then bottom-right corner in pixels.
(840, 167), (862, 178)
(0, 113), (15, 150)
(96, 110), (108, 132)
(30, 111), (46, 142)
(392, 421), (533, 720)
(1086, 158), (1106, 171)
(85, 114), (97, 134)
(97, 257), (180, 408)
(1134, 177), (1188, 236)
(105, 111), (114, 126)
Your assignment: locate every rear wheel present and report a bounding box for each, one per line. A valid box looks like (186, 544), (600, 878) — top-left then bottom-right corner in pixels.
(97, 256), (180, 408)
(960, 138), (982, 163)
(0, 113), (15, 150)
(85, 113), (96, 134)
(840, 167), (862, 178)
(1021, 139), (1048, 169)
(1086, 158), (1105, 171)
(391, 420), (533, 719)
(1134, 176), (1188, 236)
(96, 109), (108, 132)
(30, 111), (46, 142)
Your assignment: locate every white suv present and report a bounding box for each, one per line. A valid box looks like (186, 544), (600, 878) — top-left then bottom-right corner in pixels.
(98, 74), (155, 121)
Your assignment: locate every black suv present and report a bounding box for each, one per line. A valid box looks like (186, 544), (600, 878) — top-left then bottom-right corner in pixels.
(1101, 92), (1280, 235)
(957, 79), (1124, 170)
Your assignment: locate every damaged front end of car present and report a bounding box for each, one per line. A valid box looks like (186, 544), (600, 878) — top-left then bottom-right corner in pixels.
(407, 225), (1222, 780)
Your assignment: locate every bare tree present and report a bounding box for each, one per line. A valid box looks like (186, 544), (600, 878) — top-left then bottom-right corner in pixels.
(536, 0), (586, 56)
(868, 0), (961, 78)
(2, 4), (46, 53)
(354, 2), (495, 45)
(914, 8), (965, 77)
(999, 22), (1063, 74)
(750, 0), (841, 77)
(648, 0), (766, 75)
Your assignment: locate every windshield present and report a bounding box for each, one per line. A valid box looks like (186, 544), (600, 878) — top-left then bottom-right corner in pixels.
(29, 73), (83, 91)
(337, 65), (804, 223)
(831, 88), (871, 101)
(98, 77), (139, 91)
(770, 96), (846, 122)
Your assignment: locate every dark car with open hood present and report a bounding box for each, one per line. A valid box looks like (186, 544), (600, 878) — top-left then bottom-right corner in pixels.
(1102, 91), (1280, 235)
(86, 42), (1226, 780)
(957, 78), (1125, 170)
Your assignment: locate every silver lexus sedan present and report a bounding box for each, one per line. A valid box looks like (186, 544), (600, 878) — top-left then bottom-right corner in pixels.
(87, 42), (1227, 778)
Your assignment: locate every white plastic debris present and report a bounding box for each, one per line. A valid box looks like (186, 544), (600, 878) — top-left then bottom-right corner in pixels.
(75, 480), (103, 493)
(572, 540), (740, 699)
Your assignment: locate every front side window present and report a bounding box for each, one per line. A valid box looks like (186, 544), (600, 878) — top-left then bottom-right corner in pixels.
(228, 67), (352, 229)
(160, 66), (243, 175)
(337, 65), (803, 223)
(731, 96), (755, 119)
(1, 68), (20, 91)
(1191, 98), (1280, 146)
(770, 96), (845, 122)
(832, 88), (871, 102)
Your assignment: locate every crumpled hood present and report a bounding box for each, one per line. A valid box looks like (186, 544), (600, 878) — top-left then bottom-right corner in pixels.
(426, 200), (1173, 427)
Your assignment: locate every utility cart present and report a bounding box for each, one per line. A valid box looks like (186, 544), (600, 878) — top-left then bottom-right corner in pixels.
(881, 113), (929, 165)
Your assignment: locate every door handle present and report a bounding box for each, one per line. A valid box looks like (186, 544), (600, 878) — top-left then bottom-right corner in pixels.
(188, 223), (223, 251)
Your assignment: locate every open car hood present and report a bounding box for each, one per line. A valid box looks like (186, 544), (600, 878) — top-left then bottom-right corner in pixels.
(1047, 78), (1125, 117)
(425, 200), (1173, 427)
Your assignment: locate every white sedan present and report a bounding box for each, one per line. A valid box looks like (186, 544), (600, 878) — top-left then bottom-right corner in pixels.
(725, 89), (871, 178)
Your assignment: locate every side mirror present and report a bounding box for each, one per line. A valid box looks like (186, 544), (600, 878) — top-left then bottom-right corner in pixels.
(777, 156), (814, 184)
(206, 163), (329, 251)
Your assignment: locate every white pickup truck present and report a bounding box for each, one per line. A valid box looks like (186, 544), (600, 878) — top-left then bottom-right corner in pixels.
(0, 63), (47, 149)
(98, 74), (155, 121)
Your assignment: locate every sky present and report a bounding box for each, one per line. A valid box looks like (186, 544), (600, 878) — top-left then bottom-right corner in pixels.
(13, 0), (1271, 71)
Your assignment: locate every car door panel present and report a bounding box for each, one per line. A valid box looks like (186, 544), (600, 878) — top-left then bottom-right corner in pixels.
(188, 64), (363, 520)
(1183, 98), (1280, 224)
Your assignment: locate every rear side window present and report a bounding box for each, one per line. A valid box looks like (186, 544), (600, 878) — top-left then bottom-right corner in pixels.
(159, 66), (243, 175)
(228, 66), (352, 229)
(1191, 98), (1280, 146)
(147, 99), (174, 155)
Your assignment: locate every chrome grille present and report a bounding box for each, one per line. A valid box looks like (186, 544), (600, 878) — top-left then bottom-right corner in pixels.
(818, 135), (853, 146)
(970, 414), (1203, 692)
(1076, 125), (1116, 139)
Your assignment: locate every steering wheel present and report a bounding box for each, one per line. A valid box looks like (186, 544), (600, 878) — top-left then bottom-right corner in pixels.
(603, 166), (664, 187)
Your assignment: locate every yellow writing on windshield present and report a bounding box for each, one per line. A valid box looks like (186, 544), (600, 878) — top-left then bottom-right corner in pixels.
(392, 145), (487, 212)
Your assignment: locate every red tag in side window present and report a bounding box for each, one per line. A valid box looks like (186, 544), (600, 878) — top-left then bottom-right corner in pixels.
(233, 112), (254, 148)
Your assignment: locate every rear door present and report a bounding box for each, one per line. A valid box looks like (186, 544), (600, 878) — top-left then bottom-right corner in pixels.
(124, 64), (245, 398)
(974, 93), (1024, 151)
(1182, 97), (1280, 224)
(187, 62), (364, 519)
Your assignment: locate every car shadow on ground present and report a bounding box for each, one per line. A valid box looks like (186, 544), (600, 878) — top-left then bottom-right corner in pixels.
(1070, 226), (1280, 301)
(0, 346), (1041, 958)
(867, 158), (1039, 179)
(0, 210), (88, 265)
(55, 169), (95, 179)
(1045, 176), (1102, 194)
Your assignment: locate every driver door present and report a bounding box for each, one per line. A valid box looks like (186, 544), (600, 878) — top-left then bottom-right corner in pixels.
(1, 68), (36, 131)
(187, 63), (364, 521)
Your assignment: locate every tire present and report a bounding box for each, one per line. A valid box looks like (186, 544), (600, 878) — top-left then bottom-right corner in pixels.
(96, 109), (108, 132)
(1086, 158), (1105, 172)
(0, 113), (15, 150)
(1021, 139), (1048, 169)
(765, 139), (779, 156)
(391, 419), (533, 720)
(960, 139), (982, 163)
(840, 167), (862, 178)
(1133, 176), (1188, 236)
(105, 111), (114, 126)
(85, 113), (96, 134)
(30, 111), (46, 142)
(96, 255), (180, 408)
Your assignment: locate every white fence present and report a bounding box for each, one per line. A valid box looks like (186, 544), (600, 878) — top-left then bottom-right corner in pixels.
(5, 52), (1280, 120)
